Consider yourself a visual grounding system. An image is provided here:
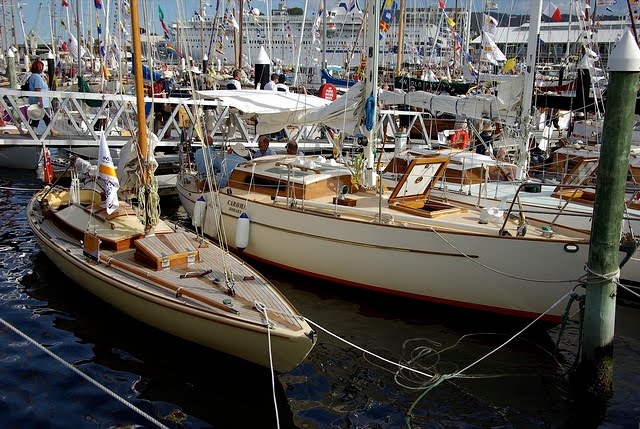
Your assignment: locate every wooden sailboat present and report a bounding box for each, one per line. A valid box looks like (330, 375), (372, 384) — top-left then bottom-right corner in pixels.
(176, 0), (598, 323)
(26, 0), (315, 373)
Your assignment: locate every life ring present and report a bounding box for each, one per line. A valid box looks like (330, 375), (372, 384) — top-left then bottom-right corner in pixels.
(451, 129), (469, 149)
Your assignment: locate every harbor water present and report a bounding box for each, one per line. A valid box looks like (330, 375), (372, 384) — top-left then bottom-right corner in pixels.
(0, 168), (638, 428)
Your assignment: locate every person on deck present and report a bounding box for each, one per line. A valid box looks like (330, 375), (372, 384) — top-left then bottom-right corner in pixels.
(226, 69), (242, 90)
(27, 60), (60, 136)
(276, 74), (289, 93)
(195, 143), (251, 187)
(263, 73), (278, 91)
(474, 122), (494, 156)
(254, 135), (276, 157)
(286, 140), (304, 156)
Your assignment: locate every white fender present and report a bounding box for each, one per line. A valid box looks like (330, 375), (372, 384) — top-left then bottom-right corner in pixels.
(192, 196), (206, 228)
(236, 212), (250, 250)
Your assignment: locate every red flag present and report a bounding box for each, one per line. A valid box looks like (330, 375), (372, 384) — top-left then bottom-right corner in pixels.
(161, 19), (171, 35)
(438, 0), (445, 8)
(543, 2), (562, 22)
(43, 147), (54, 184)
(379, 20), (389, 32)
(62, 0), (69, 6)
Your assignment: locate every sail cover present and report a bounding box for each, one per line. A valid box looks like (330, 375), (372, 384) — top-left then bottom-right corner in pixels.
(379, 77), (524, 126)
(197, 82), (364, 134)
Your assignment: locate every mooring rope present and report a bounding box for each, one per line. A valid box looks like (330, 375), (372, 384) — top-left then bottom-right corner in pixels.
(0, 315), (170, 429)
(431, 227), (580, 283)
(254, 301), (280, 429)
(0, 186), (40, 192)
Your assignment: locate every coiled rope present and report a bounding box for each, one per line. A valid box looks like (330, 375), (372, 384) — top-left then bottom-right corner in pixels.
(0, 315), (169, 429)
(305, 290), (576, 429)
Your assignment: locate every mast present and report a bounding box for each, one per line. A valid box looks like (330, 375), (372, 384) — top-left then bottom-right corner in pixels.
(518, 0), (544, 180)
(130, 0), (148, 186)
(199, 0), (205, 60)
(363, 0), (380, 187)
(10, 0), (17, 50)
(1, 0), (7, 54)
(395, 0), (405, 74)
(238, 0), (244, 69)
(322, 0), (326, 69)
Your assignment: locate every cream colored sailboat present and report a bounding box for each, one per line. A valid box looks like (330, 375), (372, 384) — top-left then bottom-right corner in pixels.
(176, 0), (605, 324)
(25, 0), (315, 373)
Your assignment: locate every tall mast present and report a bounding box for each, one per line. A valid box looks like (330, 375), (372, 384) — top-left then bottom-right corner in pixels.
(1, 0), (7, 54)
(322, 0), (327, 69)
(10, 0), (17, 51)
(130, 0), (148, 173)
(238, 0), (244, 69)
(199, 0), (205, 60)
(363, 0), (380, 186)
(518, 0), (544, 180)
(395, 0), (405, 74)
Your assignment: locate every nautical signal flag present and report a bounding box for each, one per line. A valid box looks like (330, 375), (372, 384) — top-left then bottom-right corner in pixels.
(166, 44), (184, 58)
(94, 0), (101, 9)
(502, 58), (516, 74)
(543, 2), (562, 22)
(62, 0), (68, 7)
(97, 131), (120, 215)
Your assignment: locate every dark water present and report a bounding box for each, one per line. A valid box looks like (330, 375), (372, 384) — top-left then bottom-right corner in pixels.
(1, 168), (639, 429)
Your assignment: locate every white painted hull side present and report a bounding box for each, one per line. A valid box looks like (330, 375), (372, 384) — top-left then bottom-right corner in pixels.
(432, 182), (640, 282)
(179, 186), (587, 322)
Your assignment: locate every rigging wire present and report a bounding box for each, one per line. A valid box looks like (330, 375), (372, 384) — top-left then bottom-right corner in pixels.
(0, 315), (171, 429)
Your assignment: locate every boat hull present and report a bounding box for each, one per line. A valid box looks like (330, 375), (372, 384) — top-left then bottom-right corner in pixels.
(0, 146), (40, 170)
(179, 184), (587, 323)
(27, 194), (314, 372)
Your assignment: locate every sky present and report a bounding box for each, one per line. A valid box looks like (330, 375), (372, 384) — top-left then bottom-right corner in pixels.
(3, 0), (630, 46)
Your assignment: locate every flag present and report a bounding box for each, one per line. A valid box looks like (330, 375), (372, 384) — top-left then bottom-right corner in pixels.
(68, 34), (86, 59)
(483, 14), (497, 35)
(94, 0), (102, 9)
(481, 31), (506, 65)
(543, 2), (562, 22)
(230, 14), (239, 30)
(161, 19), (171, 34)
(166, 44), (184, 58)
(43, 147), (54, 184)
(97, 131), (120, 215)
(62, 0), (69, 6)
(502, 57), (516, 74)
(61, 19), (67, 29)
(158, 5), (164, 20)
(96, 16), (101, 34)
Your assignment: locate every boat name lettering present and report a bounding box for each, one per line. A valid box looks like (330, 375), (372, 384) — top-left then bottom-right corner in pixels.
(227, 200), (246, 214)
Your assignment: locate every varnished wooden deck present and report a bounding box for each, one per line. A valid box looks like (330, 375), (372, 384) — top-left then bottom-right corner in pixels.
(38, 206), (305, 333)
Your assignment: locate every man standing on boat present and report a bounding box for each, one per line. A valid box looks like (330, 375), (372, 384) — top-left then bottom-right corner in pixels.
(276, 74), (290, 93)
(264, 73), (278, 91)
(226, 69), (242, 90)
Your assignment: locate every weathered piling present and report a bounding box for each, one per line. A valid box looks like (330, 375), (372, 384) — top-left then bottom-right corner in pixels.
(576, 30), (640, 399)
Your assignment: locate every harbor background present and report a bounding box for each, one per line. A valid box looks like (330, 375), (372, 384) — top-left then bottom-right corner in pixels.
(0, 167), (638, 428)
